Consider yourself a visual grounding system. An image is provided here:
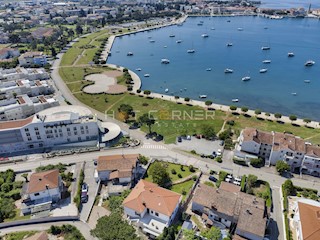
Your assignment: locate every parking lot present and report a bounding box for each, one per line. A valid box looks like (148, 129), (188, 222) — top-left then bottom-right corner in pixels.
(174, 136), (224, 156)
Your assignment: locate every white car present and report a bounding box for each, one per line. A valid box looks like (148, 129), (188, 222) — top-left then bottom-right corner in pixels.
(217, 149), (222, 156)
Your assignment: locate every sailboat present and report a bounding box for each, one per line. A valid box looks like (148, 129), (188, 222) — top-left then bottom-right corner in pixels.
(187, 42), (195, 53)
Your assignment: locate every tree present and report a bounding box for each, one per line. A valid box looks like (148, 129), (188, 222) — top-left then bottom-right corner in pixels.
(158, 226), (176, 240)
(183, 229), (199, 240)
(255, 109), (261, 116)
(274, 113), (282, 119)
(241, 106), (248, 113)
(9, 33), (20, 44)
(303, 118), (311, 124)
(184, 97), (190, 102)
(201, 226), (221, 240)
(289, 115), (297, 122)
(118, 104), (133, 122)
(276, 160), (290, 175)
(174, 96), (179, 100)
(282, 179), (295, 196)
(246, 174), (258, 191)
(148, 161), (171, 187)
(143, 90), (151, 95)
(250, 158), (264, 168)
(51, 47), (57, 58)
(76, 24), (83, 35)
(230, 105), (237, 111)
(101, 17), (106, 27)
(201, 124), (215, 139)
(205, 100), (212, 106)
(139, 113), (155, 134)
(91, 213), (139, 240)
(21, 173), (28, 182)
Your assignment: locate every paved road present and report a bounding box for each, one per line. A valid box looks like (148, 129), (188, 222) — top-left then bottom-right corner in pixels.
(0, 221), (95, 240)
(269, 186), (283, 240)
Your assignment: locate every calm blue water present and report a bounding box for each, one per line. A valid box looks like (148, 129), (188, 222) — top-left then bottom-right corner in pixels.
(261, 0), (320, 9)
(108, 16), (320, 120)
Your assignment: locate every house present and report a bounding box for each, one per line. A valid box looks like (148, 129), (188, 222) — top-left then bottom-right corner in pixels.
(95, 154), (139, 185)
(18, 52), (47, 67)
(0, 48), (20, 60)
(31, 27), (54, 40)
(123, 180), (182, 237)
(191, 183), (268, 240)
(292, 198), (320, 240)
(24, 231), (48, 240)
(21, 169), (63, 215)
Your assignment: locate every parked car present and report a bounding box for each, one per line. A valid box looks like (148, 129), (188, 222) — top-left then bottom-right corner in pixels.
(212, 151), (217, 158)
(82, 183), (88, 193)
(186, 135), (191, 140)
(219, 140), (224, 146)
(81, 192), (88, 203)
(209, 176), (217, 182)
(93, 159), (97, 166)
(177, 136), (182, 142)
(217, 149), (222, 156)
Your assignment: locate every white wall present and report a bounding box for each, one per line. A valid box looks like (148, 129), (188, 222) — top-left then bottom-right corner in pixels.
(240, 141), (261, 155)
(29, 187), (60, 202)
(235, 229), (264, 240)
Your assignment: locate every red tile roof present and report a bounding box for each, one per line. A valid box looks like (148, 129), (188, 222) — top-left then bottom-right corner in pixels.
(27, 170), (60, 194)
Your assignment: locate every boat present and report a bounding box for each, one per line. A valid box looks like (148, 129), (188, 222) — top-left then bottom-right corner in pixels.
(164, 46), (167, 48)
(260, 69), (268, 73)
(161, 59), (170, 64)
(169, 34), (175, 37)
(292, 92), (297, 96)
(197, 22), (203, 26)
(149, 39), (155, 43)
(227, 20), (231, 22)
(144, 74), (150, 77)
(176, 40), (182, 43)
(264, 27), (268, 29)
(206, 68), (212, 71)
(304, 80), (311, 83)
(211, 27), (215, 30)
(238, 28), (243, 31)
(232, 99), (239, 102)
(165, 88), (169, 93)
(187, 49), (195, 53)
(201, 33), (209, 38)
(226, 43), (233, 47)
(263, 60), (271, 64)
(288, 52), (294, 57)
(199, 95), (207, 99)
(135, 68), (142, 71)
(261, 46), (271, 50)
(224, 68), (233, 73)
(242, 76), (251, 81)
(127, 52), (133, 56)
(305, 60), (315, 66)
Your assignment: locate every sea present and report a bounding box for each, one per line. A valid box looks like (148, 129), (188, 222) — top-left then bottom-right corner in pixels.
(108, 16), (320, 120)
(260, 0), (320, 9)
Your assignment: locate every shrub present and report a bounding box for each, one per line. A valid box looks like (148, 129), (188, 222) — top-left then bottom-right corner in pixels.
(171, 169), (177, 175)
(250, 158), (264, 168)
(182, 188), (187, 195)
(177, 173), (182, 178)
(184, 97), (190, 102)
(190, 150), (197, 155)
(180, 165), (184, 171)
(136, 89), (141, 93)
(189, 165), (195, 172)
(230, 105), (237, 111)
(226, 120), (235, 126)
(192, 175), (197, 181)
(216, 156), (222, 163)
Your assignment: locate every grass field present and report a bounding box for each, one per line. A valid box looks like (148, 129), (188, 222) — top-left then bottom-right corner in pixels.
(3, 231), (38, 240)
(170, 179), (195, 200)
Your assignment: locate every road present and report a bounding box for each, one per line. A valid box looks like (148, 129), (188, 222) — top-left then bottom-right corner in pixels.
(269, 186), (283, 240)
(0, 221), (95, 240)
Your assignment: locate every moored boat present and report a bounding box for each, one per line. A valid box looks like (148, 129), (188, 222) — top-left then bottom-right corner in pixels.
(260, 68), (268, 73)
(206, 68), (212, 71)
(232, 99), (239, 102)
(305, 60), (315, 66)
(127, 52), (133, 56)
(288, 52), (294, 57)
(176, 40), (182, 43)
(242, 76), (251, 81)
(199, 95), (207, 99)
(224, 68), (233, 73)
(187, 49), (195, 53)
(201, 33), (209, 38)
(263, 60), (271, 64)
(304, 80), (311, 83)
(144, 74), (150, 77)
(226, 43), (233, 47)
(261, 46), (271, 50)
(135, 68), (142, 71)
(161, 59), (170, 64)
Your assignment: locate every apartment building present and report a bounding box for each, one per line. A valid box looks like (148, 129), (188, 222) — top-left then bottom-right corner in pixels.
(0, 68), (49, 82)
(18, 51), (47, 67)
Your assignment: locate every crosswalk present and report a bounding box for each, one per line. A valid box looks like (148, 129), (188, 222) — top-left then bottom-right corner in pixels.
(141, 144), (167, 150)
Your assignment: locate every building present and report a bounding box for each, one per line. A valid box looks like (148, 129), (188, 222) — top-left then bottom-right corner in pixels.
(24, 231), (48, 240)
(0, 105), (101, 155)
(191, 183), (268, 240)
(95, 154), (139, 185)
(0, 68), (49, 82)
(18, 52), (47, 67)
(123, 180), (182, 237)
(237, 128), (320, 175)
(21, 169), (63, 215)
(292, 198), (320, 240)
(0, 48), (20, 60)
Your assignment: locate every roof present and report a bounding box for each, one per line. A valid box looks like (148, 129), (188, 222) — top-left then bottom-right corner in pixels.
(27, 170), (60, 194)
(305, 145), (320, 158)
(0, 115), (33, 131)
(273, 132), (305, 152)
(24, 231), (48, 240)
(109, 170), (132, 179)
(220, 182), (241, 193)
(97, 154), (138, 172)
(123, 180), (181, 217)
(298, 202), (320, 240)
(242, 128), (273, 145)
(20, 51), (43, 58)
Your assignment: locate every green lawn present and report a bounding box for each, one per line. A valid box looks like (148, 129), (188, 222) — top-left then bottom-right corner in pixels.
(170, 180), (195, 200)
(3, 231), (38, 240)
(145, 161), (197, 182)
(4, 209), (30, 222)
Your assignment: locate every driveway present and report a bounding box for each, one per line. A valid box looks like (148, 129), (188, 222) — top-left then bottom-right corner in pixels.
(174, 137), (223, 155)
(80, 160), (99, 222)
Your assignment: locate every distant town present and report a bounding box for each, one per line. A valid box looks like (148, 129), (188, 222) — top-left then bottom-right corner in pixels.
(0, 0), (319, 240)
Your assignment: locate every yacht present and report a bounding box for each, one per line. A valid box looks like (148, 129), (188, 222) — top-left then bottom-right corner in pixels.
(135, 68), (142, 71)
(164, 46), (167, 48)
(206, 68), (212, 71)
(292, 92), (297, 96)
(305, 60), (315, 66)
(224, 68), (233, 73)
(242, 76), (251, 81)
(176, 40), (182, 43)
(161, 59), (170, 64)
(169, 34), (175, 37)
(199, 95), (207, 99)
(260, 69), (268, 73)
(201, 33), (209, 38)
(226, 43), (233, 47)
(237, 28), (243, 31)
(144, 74), (150, 77)
(187, 49), (195, 53)
(261, 46), (271, 50)
(232, 99), (239, 102)
(288, 52), (294, 57)
(304, 80), (311, 83)
(263, 60), (271, 64)
(211, 27), (215, 30)
(149, 39), (155, 43)
(165, 88), (169, 93)
(127, 52), (133, 56)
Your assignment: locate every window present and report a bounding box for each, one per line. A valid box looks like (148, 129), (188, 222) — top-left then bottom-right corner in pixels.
(26, 133), (30, 137)
(34, 193), (39, 196)
(25, 128), (29, 132)
(27, 137), (32, 141)
(155, 212), (159, 217)
(73, 127), (77, 131)
(78, 137), (81, 141)
(37, 136), (41, 140)
(34, 127), (38, 131)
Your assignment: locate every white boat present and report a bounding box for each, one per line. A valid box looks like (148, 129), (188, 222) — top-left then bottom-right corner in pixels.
(260, 68), (268, 73)
(187, 49), (195, 53)
(211, 27), (215, 30)
(238, 28), (243, 31)
(305, 60), (315, 66)
(261, 46), (271, 50)
(242, 76), (251, 81)
(304, 80), (311, 83)
(135, 68), (142, 71)
(224, 68), (233, 73)
(161, 59), (170, 64)
(164, 46), (167, 48)
(263, 60), (271, 64)
(199, 95), (207, 99)
(165, 88), (169, 93)
(144, 74), (150, 77)
(288, 52), (294, 57)
(226, 43), (233, 47)
(169, 34), (175, 37)
(232, 99), (239, 102)
(201, 33), (209, 38)
(292, 92), (297, 96)
(127, 52), (133, 56)
(206, 68), (212, 71)
(176, 40), (182, 43)
(149, 39), (155, 43)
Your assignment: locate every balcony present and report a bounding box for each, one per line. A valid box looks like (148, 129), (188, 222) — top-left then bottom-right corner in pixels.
(130, 213), (168, 237)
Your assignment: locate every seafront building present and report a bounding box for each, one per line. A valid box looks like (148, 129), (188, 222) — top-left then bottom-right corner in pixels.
(0, 68), (49, 82)
(18, 51), (47, 67)
(0, 105), (122, 156)
(237, 128), (320, 176)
